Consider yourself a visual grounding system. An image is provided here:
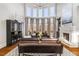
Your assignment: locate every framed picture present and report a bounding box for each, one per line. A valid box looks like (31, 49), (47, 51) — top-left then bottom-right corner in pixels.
(62, 3), (72, 24)
(62, 17), (72, 24)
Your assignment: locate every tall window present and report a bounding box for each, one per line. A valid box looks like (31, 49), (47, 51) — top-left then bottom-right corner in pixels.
(26, 7), (32, 16)
(25, 4), (56, 36)
(33, 8), (37, 17)
(43, 8), (49, 17)
(25, 4), (56, 17)
(38, 8), (43, 17)
(50, 7), (56, 16)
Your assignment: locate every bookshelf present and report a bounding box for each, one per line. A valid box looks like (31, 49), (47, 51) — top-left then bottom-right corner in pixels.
(6, 20), (22, 46)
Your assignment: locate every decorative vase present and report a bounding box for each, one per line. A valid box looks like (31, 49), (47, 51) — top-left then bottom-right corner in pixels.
(38, 40), (42, 43)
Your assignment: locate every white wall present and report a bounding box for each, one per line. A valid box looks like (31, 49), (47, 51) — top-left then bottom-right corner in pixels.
(76, 5), (79, 31)
(0, 3), (24, 49)
(56, 3), (62, 18)
(59, 3), (79, 47)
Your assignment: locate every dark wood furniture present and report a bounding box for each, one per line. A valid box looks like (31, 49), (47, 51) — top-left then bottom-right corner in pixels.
(18, 39), (63, 56)
(6, 20), (22, 46)
(57, 17), (61, 39)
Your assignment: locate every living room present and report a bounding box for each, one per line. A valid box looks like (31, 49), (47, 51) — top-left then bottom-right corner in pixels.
(0, 3), (79, 56)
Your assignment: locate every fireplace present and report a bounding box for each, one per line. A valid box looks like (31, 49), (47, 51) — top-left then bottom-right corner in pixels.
(63, 33), (69, 41)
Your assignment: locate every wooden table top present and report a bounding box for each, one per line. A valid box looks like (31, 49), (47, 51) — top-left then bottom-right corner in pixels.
(19, 40), (62, 46)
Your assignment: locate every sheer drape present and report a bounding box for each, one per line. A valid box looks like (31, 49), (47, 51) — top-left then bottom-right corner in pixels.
(25, 17), (56, 38)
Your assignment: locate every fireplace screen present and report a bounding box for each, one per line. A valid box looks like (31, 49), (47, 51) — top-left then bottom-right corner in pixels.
(63, 33), (69, 41)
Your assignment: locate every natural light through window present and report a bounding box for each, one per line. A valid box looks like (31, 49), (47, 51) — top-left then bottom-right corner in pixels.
(25, 4), (56, 17)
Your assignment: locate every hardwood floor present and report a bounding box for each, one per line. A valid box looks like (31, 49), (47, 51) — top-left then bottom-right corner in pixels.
(0, 42), (18, 56)
(63, 44), (79, 56)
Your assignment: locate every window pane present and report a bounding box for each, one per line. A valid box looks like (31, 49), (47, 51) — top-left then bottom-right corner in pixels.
(50, 7), (56, 16)
(44, 8), (48, 17)
(33, 8), (37, 17)
(38, 8), (43, 17)
(26, 7), (32, 16)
